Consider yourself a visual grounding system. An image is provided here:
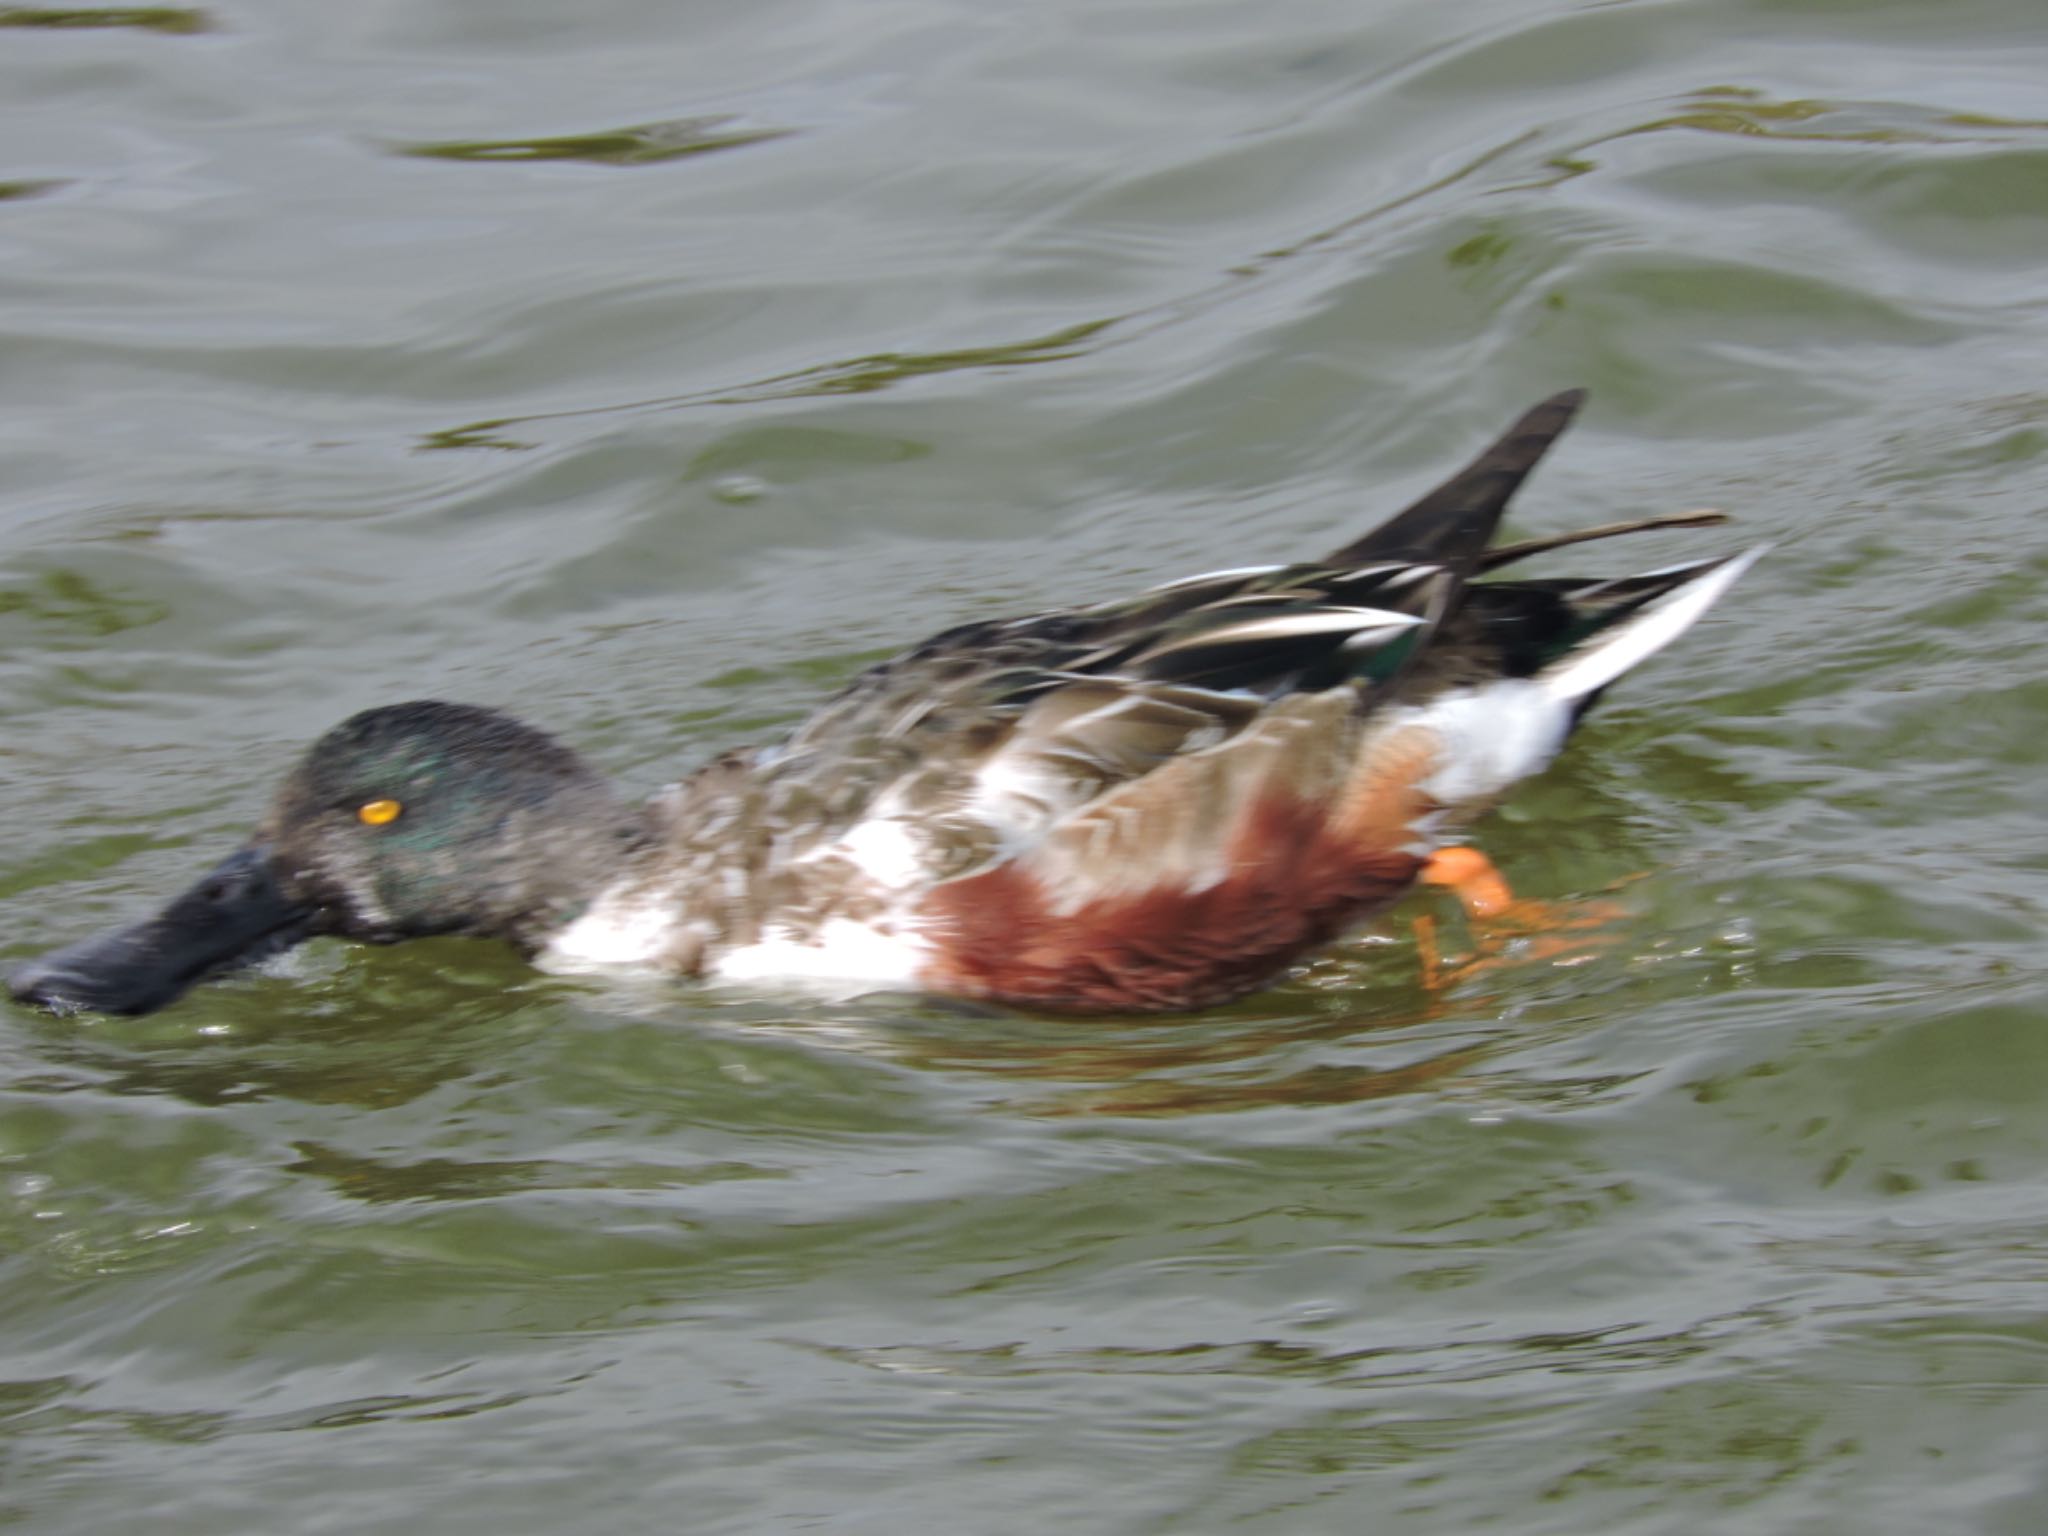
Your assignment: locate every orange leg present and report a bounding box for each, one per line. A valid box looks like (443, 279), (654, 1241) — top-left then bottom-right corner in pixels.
(1412, 911), (1444, 992)
(1414, 845), (1633, 985)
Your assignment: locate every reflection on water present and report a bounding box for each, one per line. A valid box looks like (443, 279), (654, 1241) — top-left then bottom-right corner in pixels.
(1600, 85), (2048, 150)
(398, 117), (798, 169)
(0, 6), (208, 32)
(10, 897), (1593, 1120)
(0, 570), (170, 639)
(417, 319), (1117, 450)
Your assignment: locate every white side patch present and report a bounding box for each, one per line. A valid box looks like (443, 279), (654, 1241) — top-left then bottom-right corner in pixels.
(1394, 681), (1575, 809)
(707, 918), (931, 993)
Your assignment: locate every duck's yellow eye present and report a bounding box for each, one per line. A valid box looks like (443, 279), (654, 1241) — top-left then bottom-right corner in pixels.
(357, 798), (403, 827)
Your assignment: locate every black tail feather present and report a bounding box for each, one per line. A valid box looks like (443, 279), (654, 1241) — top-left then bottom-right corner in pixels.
(1325, 389), (1586, 571)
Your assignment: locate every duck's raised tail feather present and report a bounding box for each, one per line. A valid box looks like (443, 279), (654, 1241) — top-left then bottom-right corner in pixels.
(1324, 389), (1587, 569)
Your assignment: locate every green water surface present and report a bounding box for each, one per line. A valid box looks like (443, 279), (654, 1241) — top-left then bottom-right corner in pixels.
(4, 0), (2048, 1531)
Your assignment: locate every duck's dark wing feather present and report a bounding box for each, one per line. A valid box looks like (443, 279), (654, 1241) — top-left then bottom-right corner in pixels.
(730, 390), (1735, 878)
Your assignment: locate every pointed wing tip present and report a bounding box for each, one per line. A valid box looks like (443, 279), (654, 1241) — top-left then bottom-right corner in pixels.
(1538, 539), (1767, 704)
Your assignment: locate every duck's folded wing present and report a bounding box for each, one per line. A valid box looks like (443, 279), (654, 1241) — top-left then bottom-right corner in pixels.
(913, 684), (1436, 1011)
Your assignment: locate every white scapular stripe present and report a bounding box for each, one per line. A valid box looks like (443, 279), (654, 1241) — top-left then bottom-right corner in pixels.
(1187, 607), (1426, 644)
(1146, 564), (1286, 591)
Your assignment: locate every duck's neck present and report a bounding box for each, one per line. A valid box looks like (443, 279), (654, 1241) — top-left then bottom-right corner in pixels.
(493, 791), (661, 953)
(529, 757), (773, 974)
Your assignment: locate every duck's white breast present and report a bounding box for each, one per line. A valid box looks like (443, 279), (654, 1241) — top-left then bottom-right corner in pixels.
(704, 917), (933, 993)
(538, 888), (696, 972)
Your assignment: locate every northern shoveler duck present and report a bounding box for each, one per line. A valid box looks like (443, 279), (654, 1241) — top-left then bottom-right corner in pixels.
(9, 390), (1760, 1018)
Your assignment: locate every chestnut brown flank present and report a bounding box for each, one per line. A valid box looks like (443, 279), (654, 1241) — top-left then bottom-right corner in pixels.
(919, 790), (1427, 1013)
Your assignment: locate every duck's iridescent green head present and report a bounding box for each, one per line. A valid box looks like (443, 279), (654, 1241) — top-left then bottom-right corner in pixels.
(9, 701), (645, 1016)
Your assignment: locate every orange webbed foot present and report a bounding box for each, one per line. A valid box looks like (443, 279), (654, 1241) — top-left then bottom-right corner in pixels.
(1420, 846), (1518, 922)
(1413, 845), (1634, 987)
